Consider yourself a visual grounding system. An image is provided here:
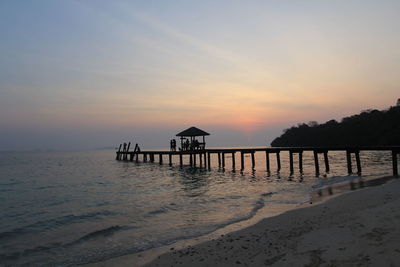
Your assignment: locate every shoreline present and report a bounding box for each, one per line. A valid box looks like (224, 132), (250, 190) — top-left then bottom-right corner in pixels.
(86, 175), (399, 266)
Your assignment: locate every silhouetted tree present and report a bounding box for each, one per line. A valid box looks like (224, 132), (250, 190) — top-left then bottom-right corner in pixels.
(271, 105), (400, 147)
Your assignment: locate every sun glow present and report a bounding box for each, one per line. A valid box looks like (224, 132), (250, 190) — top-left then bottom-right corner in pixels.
(1, 1), (399, 150)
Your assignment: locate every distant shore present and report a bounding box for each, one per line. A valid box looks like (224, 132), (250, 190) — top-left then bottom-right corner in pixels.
(87, 176), (400, 266)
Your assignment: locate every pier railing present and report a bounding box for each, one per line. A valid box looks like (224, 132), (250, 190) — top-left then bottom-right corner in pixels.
(116, 146), (400, 177)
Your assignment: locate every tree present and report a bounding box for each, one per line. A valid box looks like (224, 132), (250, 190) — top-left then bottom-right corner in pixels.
(270, 105), (400, 147)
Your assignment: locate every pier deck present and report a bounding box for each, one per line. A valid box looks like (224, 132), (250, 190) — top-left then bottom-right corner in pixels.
(116, 146), (400, 176)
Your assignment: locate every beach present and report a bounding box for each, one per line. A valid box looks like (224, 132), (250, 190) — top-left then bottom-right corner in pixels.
(90, 177), (400, 266)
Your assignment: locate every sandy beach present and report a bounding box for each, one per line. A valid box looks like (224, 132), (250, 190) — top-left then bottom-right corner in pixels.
(89, 177), (400, 266)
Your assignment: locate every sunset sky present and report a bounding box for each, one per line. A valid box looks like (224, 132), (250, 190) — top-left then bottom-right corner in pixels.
(1, 0), (399, 150)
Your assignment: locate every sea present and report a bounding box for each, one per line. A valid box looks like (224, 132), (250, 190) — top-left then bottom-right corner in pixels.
(0, 148), (394, 266)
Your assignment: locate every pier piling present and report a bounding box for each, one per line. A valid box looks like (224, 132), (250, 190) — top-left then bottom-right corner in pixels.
(265, 152), (270, 172)
(116, 145), (400, 176)
(355, 150), (362, 174)
(116, 144), (122, 160)
(251, 152), (255, 170)
(289, 151), (294, 175)
(346, 150), (352, 174)
(299, 151), (303, 173)
(276, 152), (281, 172)
(323, 151), (329, 172)
(124, 142), (130, 161)
(313, 151), (320, 176)
(240, 152), (245, 171)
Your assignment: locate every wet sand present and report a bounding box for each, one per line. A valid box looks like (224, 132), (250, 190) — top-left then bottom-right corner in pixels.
(89, 177), (400, 266)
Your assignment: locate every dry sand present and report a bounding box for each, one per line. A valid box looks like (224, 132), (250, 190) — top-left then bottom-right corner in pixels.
(89, 178), (400, 267)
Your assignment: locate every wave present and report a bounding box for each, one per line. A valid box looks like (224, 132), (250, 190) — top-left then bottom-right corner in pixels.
(78, 225), (121, 240)
(0, 181), (24, 186)
(147, 208), (168, 215)
(0, 210), (119, 241)
(69, 225), (125, 245)
(0, 225), (127, 265)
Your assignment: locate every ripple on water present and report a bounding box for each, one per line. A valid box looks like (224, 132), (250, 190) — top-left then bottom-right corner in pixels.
(0, 149), (394, 266)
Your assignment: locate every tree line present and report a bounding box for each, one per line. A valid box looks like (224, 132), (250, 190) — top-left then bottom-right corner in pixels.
(271, 105), (400, 147)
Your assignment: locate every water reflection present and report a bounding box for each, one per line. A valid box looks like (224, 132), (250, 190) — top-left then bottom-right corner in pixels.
(178, 167), (211, 197)
(311, 175), (395, 204)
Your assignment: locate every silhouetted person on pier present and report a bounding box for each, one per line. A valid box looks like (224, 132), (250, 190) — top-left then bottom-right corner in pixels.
(185, 139), (190, 151)
(170, 139), (176, 151)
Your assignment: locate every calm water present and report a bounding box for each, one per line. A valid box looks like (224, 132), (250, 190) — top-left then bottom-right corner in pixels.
(0, 148), (394, 266)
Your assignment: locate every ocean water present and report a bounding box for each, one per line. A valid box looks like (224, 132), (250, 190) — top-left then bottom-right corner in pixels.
(0, 148), (394, 266)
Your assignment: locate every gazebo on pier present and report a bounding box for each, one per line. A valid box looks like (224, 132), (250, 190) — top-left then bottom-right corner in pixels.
(176, 126), (210, 151)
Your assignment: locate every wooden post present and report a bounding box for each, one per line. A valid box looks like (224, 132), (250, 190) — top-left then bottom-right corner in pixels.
(143, 153), (147, 162)
(179, 153), (183, 167)
(222, 152), (225, 168)
(323, 151), (329, 173)
(129, 153), (133, 161)
(218, 152), (221, 167)
(149, 154), (154, 163)
(276, 152), (281, 172)
(313, 151), (320, 176)
(241, 152), (245, 170)
(193, 152), (196, 167)
(159, 154), (163, 165)
(169, 154), (172, 166)
(116, 144), (122, 160)
(289, 151), (294, 175)
(133, 144), (138, 162)
(199, 152), (203, 168)
(392, 150), (398, 177)
(122, 145), (126, 160)
(299, 151), (303, 174)
(346, 150), (352, 174)
(265, 152), (270, 172)
(251, 152), (255, 170)
(207, 152), (211, 169)
(204, 153), (207, 168)
(232, 152), (236, 170)
(124, 142), (131, 160)
(189, 153), (193, 166)
(355, 150), (361, 174)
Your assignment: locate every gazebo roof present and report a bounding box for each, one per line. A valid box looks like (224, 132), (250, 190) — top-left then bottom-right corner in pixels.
(176, 126), (210, 137)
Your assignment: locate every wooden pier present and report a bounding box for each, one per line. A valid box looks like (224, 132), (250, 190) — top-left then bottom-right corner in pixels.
(116, 145), (400, 177)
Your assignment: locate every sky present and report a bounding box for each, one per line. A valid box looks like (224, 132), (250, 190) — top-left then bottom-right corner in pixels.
(0, 0), (399, 150)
